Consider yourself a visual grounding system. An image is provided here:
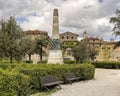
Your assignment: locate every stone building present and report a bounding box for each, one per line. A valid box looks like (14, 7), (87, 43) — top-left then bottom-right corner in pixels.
(59, 31), (79, 60)
(24, 30), (49, 63)
(23, 29), (120, 62)
(81, 31), (120, 61)
(24, 30), (48, 40)
(60, 31), (78, 42)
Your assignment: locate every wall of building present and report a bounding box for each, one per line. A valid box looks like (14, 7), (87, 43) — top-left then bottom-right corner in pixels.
(60, 31), (78, 42)
(60, 31), (78, 60)
(24, 30), (49, 63)
(82, 32), (120, 62)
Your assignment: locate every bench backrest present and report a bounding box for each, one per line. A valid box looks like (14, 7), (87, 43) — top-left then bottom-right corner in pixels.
(64, 73), (76, 79)
(41, 75), (58, 85)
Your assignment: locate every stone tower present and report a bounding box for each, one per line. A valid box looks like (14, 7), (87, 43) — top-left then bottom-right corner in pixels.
(47, 8), (63, 64)
(52, 8), (59, 39)
(83, 30), (88, 39)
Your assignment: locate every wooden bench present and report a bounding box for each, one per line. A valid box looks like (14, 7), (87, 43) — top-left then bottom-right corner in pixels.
(64, 73), (79, 84)
(40, 75), (63, 91)
(104, 65), (113, 69)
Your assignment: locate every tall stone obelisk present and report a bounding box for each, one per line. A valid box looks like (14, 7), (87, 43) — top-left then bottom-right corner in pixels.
(47, 8), (63, 64)
(52, 8), (59, 39)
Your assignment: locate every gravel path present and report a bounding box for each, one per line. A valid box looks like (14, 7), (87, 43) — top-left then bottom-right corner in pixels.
(50, 68), (120, 96)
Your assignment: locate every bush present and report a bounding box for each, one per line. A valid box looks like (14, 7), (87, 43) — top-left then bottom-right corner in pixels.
(19, 63), (95, 90)
(40, 60), (47, 64)
(0, 68), (18, 96)
(64, 60), (76, 64)
(37, 60), (47, 64)
(92, 61), (120, 69)
(0, 64), (16, 70)
(0, 68), (31, 96)
(0, 63), (95, 95)
(17, 73), (32, 96)
(79, 64), (95, 80)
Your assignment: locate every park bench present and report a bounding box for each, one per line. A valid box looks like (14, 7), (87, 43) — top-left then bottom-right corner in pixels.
(64, 73), (79, 84)
(104, 64), (119, 69)
(40, 75), (63, 91)
(104, 65), (113, 69)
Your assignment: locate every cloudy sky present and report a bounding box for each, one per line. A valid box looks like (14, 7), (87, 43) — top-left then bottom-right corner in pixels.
(0, 0), (120, 41)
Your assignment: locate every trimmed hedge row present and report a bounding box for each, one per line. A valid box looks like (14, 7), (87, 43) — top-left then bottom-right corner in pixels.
(19, 64), (95, 91)
(0, 63), (95, 96)
(0, 64), (17, 70)
(0, 68), (31, 96)
(64, 60), (76, 64)
(92, 61), (120, 69)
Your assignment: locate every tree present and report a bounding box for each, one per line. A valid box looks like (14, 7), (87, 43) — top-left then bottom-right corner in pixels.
(72, 41), (90, 63)
(0, 29), (8, 59)
(13, 40), (25, 63)
(21, 37), (35, 62)
(89, 48), (98, 62)
(0, 16), (23, 63)
(110, 9), (120, 36)
(61, 41), (76, 56)
(72, 41), (98, 63)
(34, 38), (48, 62)
(102, 44), (111, 61)
(110, 9), (120, 48)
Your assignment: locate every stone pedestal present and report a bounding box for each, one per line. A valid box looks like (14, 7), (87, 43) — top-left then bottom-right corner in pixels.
(47, 50), (63, 64)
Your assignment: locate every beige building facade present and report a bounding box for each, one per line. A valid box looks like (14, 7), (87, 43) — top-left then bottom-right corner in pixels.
(24, 30), (49, 63)
(24, 30), (48, 40)
(60, 31), (78, 60)
(82, 31), (120, 61)
(23, 30), (120, 62)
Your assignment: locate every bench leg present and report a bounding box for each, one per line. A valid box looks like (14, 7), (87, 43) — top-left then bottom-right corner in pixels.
(115, 64), (118, 69)
(68, 80), (72, 85)
(41, 86), (49, 91)
(57, 84), (62, 89)
(45, 87), (49, 91)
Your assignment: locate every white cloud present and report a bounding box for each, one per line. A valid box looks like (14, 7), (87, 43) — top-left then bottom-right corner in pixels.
(97, 18), (108, 25)
(59, 0), (99, 37)
(0, 0), (119, 41)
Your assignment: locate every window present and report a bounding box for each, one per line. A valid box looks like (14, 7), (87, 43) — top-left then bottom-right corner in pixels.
(62, 36), (64, 39)
(67, 36), (69, 39)
(67, 50), (71, 56)
(71, 36), (74, 39)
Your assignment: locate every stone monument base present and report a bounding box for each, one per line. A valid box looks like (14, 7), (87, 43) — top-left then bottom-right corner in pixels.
(47, 50), (63, 64)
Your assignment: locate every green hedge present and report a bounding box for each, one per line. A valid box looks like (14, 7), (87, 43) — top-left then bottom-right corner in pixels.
(92, 61), (120, 69)
(0, 69), (18, 96)
(0, 64), (16, 70)
(0, 68), (31, 96)
(19, 64), (95, 91)
(64, 60), (76, 64)
(0, 63), (95, 95)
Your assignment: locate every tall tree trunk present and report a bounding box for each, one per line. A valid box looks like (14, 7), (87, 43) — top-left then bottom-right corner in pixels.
(78, 58), (81, 63)
(28, 54), (31, 62)
(40, 45), (42, 62)
(17, 55), (21, 63)
(10, 50), (12, 63)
